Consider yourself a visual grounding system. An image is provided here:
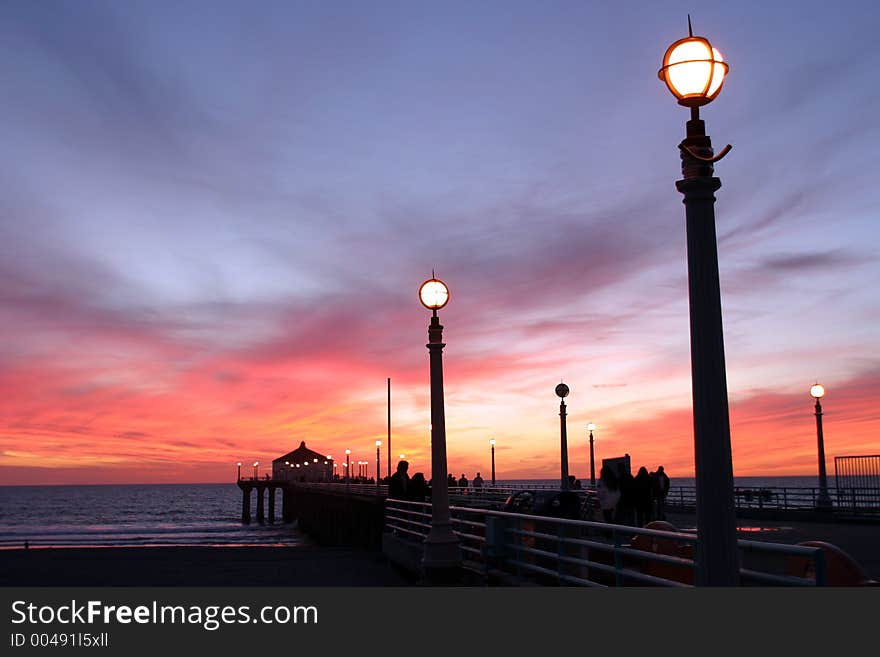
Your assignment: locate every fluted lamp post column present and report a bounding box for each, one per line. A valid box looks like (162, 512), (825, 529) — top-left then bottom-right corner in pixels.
(810, 384), (833, 509)
(489, 439), (496, 487)
(587, 424), (596, 487)
(556, 383), (570, 491)
(419, 275), (460, 579)
(659, 19), (738, 585)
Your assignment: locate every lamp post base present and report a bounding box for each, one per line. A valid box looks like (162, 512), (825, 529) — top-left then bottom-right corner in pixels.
(816, 494), (833, 511)
(421, 526), (461, 585)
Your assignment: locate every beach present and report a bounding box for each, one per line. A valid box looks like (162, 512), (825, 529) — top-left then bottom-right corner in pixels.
(0, 546), (413, 586)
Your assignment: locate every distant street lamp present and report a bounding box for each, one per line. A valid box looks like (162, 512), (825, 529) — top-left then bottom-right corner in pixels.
(419, 275), (460, 577)
(587, 423), (596, 487)
(658, 19), (737, 586)
(236, 462), (241, 481)
(489, 439), (496, 487)
(556, 383), (570, 491)
(376, 440), (382, 493)
(253, 461), (259, 480)
(810, 384), (833, 509)
(345, 449), (351, 490)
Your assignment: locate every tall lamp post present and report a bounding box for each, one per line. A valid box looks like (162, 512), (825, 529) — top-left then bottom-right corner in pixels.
(658, 20), (738, 585)
(556, 383), (570, 491)
(587, 423), (596, 487)
(489, 439), (496, 487)
(375, 440), (382, 492)
(236, 462), (241, 481)
(345, 449), (351, 491)
(419, 275), (460, 578)
(253, 461), (259, 480)
(810, 384), (833, 509)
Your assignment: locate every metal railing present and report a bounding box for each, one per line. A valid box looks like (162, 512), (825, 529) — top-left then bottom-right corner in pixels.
(667, 485), (880, 514)
(384, 498), (826, 587)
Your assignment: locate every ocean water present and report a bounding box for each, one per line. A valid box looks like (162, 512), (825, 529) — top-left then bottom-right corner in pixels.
(0, 476), (840, 549)
(0, 484), (309, 549)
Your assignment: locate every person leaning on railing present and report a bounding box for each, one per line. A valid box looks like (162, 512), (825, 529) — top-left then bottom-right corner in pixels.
(597, 467), (621, 523)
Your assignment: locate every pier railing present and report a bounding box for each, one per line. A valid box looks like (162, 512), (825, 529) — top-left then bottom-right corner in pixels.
(667, 485), (880, 515)
(384, 498), (827, 587)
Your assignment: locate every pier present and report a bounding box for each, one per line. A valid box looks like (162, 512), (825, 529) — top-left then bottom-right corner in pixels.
(236, 479), (879, 586)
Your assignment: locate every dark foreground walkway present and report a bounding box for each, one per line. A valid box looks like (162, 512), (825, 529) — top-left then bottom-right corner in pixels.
(665, 511), (880, 579)
(0, 546), (414, 586)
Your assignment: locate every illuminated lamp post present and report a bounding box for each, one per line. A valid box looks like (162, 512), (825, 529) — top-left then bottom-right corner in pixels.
(489, 439), (496, 487)
(810, 384), (833, 509)
(419, 275), (460, 578)
(555, 383), (570, 491)
(376, 440), (382, 494)
(587, 423), (596, 487)
(658, 18), (738, 585)
(253, 461), (259, 480)
(345, 449), (351, 492)
(236, 462), (241, 481)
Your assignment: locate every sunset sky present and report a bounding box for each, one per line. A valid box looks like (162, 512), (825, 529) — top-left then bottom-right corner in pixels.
(1, 1), (878, 485)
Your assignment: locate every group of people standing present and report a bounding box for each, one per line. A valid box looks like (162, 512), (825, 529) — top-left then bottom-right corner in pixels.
(388, 460), (430, 501)
(388, 461), (492, 501)
(596, 465), (670, 527)
(448, 472), (484, 490)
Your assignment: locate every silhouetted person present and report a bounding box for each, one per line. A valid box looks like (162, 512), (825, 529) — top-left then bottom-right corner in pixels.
(473, 472), (484, 489)
(597, 467), (620, 523)
(652, 465), (671, 520)
(447, 473), (457, 489)
(458, 473), (468, 489)
(408, 472), (428, 501)
(616, 469), (635, 526)
(634, 466), (653, 527)
(389, 460), (410, 499)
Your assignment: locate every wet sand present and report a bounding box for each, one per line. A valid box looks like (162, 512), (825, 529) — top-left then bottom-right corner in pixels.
(0, 546), (414, 586)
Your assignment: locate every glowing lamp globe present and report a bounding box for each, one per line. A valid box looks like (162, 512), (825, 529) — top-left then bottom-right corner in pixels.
(419, 278), (450, 311)
(489, 439), (496, 446)
(659, 35), (728, 107)
(587, 423), (596, 432)
(555, 383), (570, 398)
(376, 440), (382, 447)
(810, 384), (826, 399)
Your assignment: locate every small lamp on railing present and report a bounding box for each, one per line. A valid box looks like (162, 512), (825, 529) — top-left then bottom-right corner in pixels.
(236, 462), (242, 481)
(253, 461), (259, 480)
